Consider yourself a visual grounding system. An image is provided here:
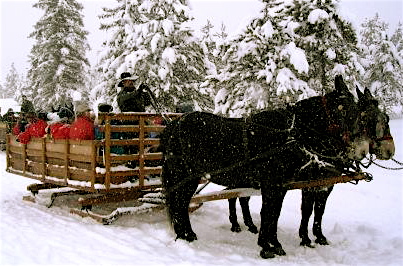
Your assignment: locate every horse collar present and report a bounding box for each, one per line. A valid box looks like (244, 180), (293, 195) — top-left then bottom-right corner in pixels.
(321, 96), (350, 143)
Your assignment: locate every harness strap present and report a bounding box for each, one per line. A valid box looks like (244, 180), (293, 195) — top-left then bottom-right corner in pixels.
(243, 117), (250, 162)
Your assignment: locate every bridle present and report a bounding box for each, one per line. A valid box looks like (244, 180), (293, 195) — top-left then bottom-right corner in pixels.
(359, 107), (392, 149)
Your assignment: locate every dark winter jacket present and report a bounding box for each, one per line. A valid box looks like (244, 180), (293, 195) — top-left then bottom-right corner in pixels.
(117, 84), (152, 112)
(69, 115), (95, 140)
(12, 119), (28, 136)
(17, 118), (48, 144)
(2, 111), (17, 133)
(21, 98), (35, 114)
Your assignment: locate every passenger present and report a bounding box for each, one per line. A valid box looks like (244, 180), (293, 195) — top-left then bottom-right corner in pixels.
(14, 95), (35, 136)
(116, 72), (152, 112)
(116, 73), (153, 168)
(2, 108), (17, 134)
(69, 103), (95, 140)
(12, 113), (30, 136)
(95, 103), (124, 155)
(17, 112), (48, 144)
(49, 107), (74, 139)
(149, 116), (163, 138)
(20, 95), (35, 114)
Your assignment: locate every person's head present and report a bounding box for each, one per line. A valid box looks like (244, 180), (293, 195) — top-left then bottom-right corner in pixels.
(58, 107), (74, 122)
(117, 72), (137, 88)
(25, 112), (38, 123)
(75, 103), (92, 117)
(37, 111), (48, 121)
(98, 103), (113, 113)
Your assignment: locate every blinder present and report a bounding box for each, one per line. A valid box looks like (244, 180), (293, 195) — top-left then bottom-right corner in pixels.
(359, 109), (392, 146)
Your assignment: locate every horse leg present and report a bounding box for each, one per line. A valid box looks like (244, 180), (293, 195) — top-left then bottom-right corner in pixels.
(239, 196), (258, 234)
(229, 198), (242, 232)
(299, 189), (315, 247)
(258, 186), (287, 258)
(313, 186), (334, 245)
(163, 160), (199, 242)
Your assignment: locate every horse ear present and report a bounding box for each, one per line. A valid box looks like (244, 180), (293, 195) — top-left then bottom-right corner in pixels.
(334, 75), (350, 95)
(364, 87), (373, 99)
(334, 75), (343, 88)
(356, 86), (364, 100)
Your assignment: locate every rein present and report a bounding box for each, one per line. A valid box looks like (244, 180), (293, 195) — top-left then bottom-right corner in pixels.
(163, 108), (364, 196)
(174, 112), (356, 181)
(360, 154), (403, 170)
(145, 86), (172, 122)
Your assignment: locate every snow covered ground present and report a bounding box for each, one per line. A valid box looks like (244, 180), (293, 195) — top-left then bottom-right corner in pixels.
(0, 119), (402, 266)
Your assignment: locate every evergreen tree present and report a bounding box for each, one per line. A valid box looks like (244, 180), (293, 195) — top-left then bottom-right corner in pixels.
(360, 15), (403, 112)
(27, 0), (90, 111)
(199, 21), (229, 78)
(2, 63), (21, 99)
(391, 22), (403, 56)
(91, 0), (129, 106)
(214, 0), (359, 117)
(281, 0), (359, 93)
(94, 0), (214, 112)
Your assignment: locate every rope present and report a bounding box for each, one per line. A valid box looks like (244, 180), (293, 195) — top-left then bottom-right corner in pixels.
(392, 158), (403, 166)
(361, 155), (403, 170)
(370, 160), (403, 170)
(145, 86), (172, 122)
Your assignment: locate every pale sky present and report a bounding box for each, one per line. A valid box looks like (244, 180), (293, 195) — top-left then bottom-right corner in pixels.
(0, 0), (402, 84)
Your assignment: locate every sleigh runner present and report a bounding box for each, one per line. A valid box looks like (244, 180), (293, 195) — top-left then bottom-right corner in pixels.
(6, 112), (369, 223)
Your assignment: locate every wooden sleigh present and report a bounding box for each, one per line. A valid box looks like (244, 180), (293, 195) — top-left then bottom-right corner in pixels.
(5, 112), (369, 224)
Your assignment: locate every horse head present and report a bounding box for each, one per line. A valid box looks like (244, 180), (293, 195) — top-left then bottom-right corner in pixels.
(356, 87), (395, 160)
(322, 75), (370, 161)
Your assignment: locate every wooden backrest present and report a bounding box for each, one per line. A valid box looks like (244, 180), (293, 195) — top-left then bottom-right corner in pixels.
(6, 113), (183, 191)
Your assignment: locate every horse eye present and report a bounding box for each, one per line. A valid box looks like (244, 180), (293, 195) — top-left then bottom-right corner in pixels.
(338, 105), (344, 111)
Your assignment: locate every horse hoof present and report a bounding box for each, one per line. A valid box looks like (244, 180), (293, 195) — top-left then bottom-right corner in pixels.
(176, 232), (198, 242)
(300, 239), (314, 248)
(315, 237), (329, 245)
(260, 249), (275, 259)
(231, 225), (242, 233)
(247, 225), (258, 234)
(271, 246), (286, 256)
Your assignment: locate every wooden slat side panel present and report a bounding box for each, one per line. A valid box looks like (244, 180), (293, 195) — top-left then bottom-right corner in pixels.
(69, 154), (93, 163)
(69, 142), (93, 156)
(46, 141), (68, 153)
(26, 139), (43, 150)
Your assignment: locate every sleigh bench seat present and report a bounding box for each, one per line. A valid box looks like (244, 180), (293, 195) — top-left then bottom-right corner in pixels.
(6, 113), (181, 193)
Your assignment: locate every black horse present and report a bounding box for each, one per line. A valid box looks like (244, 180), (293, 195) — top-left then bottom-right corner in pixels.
(227, 84), (396, 247)
(160, 75), (369, 259)
(298, 86), (395, 247)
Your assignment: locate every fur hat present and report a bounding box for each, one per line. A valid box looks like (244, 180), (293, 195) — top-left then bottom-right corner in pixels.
(98, 103), (113, 113)
(58, 107), (74, 119)
(117, 72), (137, 87)
(75, 103), (91, 114)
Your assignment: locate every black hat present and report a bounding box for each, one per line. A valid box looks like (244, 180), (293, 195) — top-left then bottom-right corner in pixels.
(117, 72), (137, 87)
(98, 103), (113, 113)
(38, 111), (49, 121)
(58, 107), (74, 119)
